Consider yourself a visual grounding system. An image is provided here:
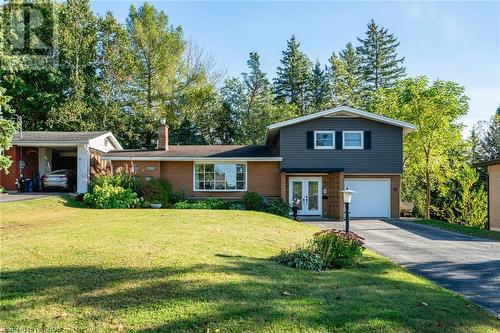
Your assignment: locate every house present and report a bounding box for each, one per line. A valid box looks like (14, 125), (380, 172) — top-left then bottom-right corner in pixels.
(484, 159), (500, 231)
(103, 107), (416, 219)
(0, 131), (122, 193)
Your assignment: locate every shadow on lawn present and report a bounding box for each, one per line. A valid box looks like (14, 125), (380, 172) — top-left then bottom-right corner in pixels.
(1, 257), (497, 332)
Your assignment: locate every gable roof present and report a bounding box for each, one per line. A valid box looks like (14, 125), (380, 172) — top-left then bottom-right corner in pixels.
(103, 145), (281, 161)
(13, 131), (109, 143)
(12, 131), (123, 150)
(264, 106), (417, 144)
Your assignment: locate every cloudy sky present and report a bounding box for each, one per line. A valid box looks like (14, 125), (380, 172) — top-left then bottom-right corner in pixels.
(91, 1), (500, 134)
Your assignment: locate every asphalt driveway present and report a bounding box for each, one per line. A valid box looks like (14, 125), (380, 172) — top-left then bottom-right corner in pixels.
(304, 219), (500, 317)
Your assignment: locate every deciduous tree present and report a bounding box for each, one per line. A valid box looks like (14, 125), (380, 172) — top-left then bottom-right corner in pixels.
(370, 77), (469, 219)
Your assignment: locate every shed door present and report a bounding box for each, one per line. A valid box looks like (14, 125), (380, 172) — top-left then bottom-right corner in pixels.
(344, 179), (391, 218)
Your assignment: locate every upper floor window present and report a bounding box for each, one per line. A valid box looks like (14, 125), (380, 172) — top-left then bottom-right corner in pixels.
(314, 131), (335, 149)
(343, 131), (364, 149)
(194, 162), (246, 191)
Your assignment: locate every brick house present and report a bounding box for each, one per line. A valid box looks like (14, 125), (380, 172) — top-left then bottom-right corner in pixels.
(103, 107), (416, 219)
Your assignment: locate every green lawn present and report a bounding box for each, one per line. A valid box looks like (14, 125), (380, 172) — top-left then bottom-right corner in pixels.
(1, 196), (498, 332)
(412, 219), (500, 242)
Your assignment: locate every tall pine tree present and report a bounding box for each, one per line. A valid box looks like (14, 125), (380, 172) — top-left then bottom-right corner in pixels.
(329, 42), (363, 107)
(357, 20), (405, 93)
(309, 61), (331, 111)
(273, 35), (312, 115)
(240, 52), (273, 144)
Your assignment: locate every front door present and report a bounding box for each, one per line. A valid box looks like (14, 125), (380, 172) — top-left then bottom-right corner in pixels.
(289, 177), (322, 215)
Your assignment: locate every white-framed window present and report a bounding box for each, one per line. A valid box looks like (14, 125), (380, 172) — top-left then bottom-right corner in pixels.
(145, 166), (156, 171)
(343, 131), (364, 149)
(314, 131), (335, 149)
(194, 162), (247, 191)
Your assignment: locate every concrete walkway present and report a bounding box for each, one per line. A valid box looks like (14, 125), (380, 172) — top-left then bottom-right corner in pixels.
(304, 219), (500, 317)
(0, 192), (61, 203)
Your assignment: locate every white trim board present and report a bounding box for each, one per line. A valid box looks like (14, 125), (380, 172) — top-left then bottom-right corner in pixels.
(192, 161), (248, 192)
(264, 106), (416, 143)
(103, 156), (283, 162)
(267, 106), (416, 132)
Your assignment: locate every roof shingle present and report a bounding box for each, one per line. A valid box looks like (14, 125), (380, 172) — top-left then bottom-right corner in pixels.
(12, 131), (109, 142)
(104, 145), (277, 158)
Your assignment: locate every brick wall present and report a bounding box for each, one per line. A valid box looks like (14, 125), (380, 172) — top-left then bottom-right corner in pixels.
(283, 172), (344, 220)
(112, 161), (161, 181)
(161, 161), (281, 198)
(323, 172), (344, 220)
(110, 160), (281, 199)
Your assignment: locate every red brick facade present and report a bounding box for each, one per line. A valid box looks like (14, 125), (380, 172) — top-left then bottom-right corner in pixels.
(111, 160), (281, 199)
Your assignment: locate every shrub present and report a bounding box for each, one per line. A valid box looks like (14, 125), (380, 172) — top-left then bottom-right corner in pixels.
(172, 200), (191, 209)
(228, 202), (245, 210)
(311, 229), (365, 268)
(273, 247), (324, 271)
(173, 198), (226, 210)
(83, 183), (138, 209)
(243, 192), (264, 211)
(90, 171), (141, 194)
(265, 199), (290, 217)
(170, 191), (187, 204)
(142, 178), (171, 207)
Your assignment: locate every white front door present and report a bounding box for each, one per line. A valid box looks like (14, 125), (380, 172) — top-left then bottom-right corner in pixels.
(289, 177), (322, 216)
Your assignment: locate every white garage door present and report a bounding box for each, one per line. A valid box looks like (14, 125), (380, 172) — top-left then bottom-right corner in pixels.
(344, 179), (391, 218)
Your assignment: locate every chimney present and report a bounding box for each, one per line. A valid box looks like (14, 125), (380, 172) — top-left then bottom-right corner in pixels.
(157, 118), (169, 150)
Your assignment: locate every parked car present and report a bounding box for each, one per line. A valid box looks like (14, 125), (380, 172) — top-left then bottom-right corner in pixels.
(41, 170), (77, 192)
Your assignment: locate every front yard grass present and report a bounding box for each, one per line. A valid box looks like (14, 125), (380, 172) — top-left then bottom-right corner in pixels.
(413, 219), (500, 242)
(1, 196), (498, 332)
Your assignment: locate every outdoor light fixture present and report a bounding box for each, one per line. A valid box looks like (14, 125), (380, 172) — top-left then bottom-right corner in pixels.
(340, 188), (355, 232)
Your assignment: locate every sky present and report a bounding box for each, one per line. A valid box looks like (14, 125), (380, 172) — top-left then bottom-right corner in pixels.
(90, 1), (500, 135)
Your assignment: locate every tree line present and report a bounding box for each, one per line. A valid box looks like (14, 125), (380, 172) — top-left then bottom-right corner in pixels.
(1, 0), (498, 227)
(0, 1), (407, 148)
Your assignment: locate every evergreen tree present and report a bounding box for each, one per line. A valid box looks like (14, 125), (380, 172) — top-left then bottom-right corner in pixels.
(329, 43), (363, 107)
(357, 20), (405, 92)
(273, 35), (312, 115)
(309, 61), (331, 111)
(170, 117), (206, 145)
(470, 107), (500, 183)
(240, 52), (273, 144)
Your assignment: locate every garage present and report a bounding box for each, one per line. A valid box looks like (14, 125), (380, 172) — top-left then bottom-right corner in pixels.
(1, 131), (122, 193)
(344, 179), (391, 218)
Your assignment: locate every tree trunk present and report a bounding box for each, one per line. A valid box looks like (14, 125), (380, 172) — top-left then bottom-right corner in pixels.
(425, 168), (430, 219)
(425, 151), (431, 219)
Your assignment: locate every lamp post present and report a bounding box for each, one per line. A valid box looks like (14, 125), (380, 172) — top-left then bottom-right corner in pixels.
(340, 188), (355, 232)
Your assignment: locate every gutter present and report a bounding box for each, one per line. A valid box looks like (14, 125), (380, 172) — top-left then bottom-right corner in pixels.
(102, 156), (283, 162)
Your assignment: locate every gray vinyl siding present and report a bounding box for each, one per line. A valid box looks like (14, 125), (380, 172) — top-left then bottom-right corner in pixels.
(279, 118), (403, 173)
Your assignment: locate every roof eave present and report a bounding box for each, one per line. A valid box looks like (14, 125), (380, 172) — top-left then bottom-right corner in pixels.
(265, 106), (417, 140)
(12, 140), (88, 146)
(102, 156), (283, 162)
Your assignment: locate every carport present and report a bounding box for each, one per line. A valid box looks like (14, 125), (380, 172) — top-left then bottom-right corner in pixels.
(0, 131), (122, 193)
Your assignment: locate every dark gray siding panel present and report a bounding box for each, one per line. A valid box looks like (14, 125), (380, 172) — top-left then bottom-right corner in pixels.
(279, 118), (403, 173)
